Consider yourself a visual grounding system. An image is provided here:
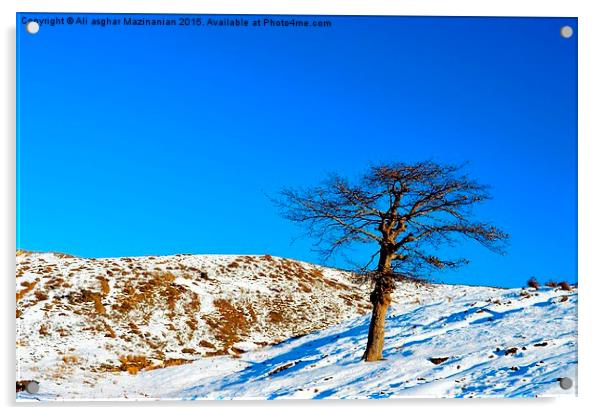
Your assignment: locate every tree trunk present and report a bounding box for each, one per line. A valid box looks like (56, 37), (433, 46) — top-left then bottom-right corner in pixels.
(362, 249), (394, 362)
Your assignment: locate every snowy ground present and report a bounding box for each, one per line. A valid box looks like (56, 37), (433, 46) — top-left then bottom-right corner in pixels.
(17, 251), (370, 381)
(17, 254), (578, 400)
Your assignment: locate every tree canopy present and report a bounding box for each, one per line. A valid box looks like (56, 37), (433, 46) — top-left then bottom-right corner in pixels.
(276, 161), (509, 279)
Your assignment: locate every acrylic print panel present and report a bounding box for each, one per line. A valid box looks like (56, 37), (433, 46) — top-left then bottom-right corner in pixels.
(16, 13), (577, 400)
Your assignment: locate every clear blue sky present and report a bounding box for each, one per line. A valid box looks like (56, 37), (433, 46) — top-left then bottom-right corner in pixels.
(17, 14), (577, 287)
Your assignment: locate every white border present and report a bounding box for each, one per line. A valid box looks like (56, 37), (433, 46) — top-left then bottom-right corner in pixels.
(2, 1), (601, 413)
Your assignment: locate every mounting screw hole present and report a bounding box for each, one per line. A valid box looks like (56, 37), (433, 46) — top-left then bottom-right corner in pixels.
(26, 21), (40, 34)
(559, 377), (573, 390)
(560, 26), (573, 39)
(25, 381), (40, 394)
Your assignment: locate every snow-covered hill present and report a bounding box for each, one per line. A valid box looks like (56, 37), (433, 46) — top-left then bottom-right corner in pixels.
(16, 251), (370, 384)
(16, 252), (577, 400)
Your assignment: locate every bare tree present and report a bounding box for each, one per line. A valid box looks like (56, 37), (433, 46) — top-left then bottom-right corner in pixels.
(275, 161), (508, 361)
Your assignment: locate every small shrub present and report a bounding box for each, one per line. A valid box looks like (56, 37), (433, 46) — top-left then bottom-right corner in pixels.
(189, 296), (201, 312)
(559, 281), (572, 291)
(162, 358), (191, 368)
(103, 321), (116, 338)
(93, 295), (106, 315)
(16, 281), (38, 301)
(268, 310), (284, 324)
(62, 355), (79, 364)
(199, 340), (215, 349)
(309, 268), (324, 279)
(80, 289), (105, 313)
(128, 322), (141, 335)
(97, 277), (110, 296)
(298, 283), (311, 293)
(545, 280), (558, 288)
(119, 355), (150, 374)
(185, 319), (198, 331)
(527, 277), (540, 290)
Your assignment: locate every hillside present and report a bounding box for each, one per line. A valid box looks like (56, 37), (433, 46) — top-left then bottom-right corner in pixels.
(16, 252), (577, 400)
(16, 251), (370, 382)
